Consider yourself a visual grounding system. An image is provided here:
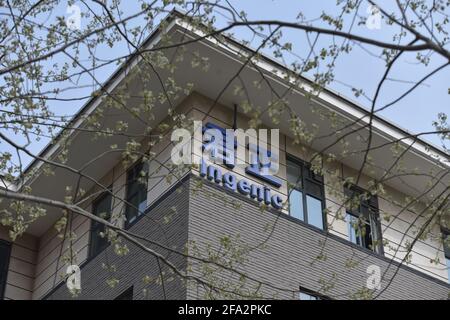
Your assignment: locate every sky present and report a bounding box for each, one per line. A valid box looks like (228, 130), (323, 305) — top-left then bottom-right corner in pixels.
(1, 0), (449, 172)
(223, 1), (449, 148)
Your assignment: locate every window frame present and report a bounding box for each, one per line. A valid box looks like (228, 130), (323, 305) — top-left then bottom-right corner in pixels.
(346, 211), (372, 249)
(298, 286), (330, 300)
(344, 185), (384, 255)
(124, 159), (149, 229)
(441, 228), (450, 283)
(0, 239), (11, 300)
(286, 155), (326, 230)
(88, 190), (113, 259)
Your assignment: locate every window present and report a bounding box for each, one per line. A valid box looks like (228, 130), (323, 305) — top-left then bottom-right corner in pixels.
(115, 286), (133, 300)
(125, 161), (148, 228)
(299, 291), (320, 300)
(298, 287), (329, 300)
(442, 228), (450, 283)
(0, 240), (11, 300)
(89, 192), (112, 258)
(345, 185), (383, 254)
(287, 156), (325, 230)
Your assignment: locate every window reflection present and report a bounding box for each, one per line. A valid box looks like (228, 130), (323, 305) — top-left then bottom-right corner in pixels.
(299, 292), (320, 300)
(287, 156), (325, 230)
(125, 161), (148, 228)
(289, 189), (304, 221)
(306, 195), (323, 230)
(90, 192), (112, 258)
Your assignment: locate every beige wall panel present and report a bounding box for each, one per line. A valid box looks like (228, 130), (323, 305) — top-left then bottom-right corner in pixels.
(4, 284), (32, 300)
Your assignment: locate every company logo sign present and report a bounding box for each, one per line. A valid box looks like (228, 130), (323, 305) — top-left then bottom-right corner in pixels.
(199, 159), (283, 209)
(171, 121), (283, 210)
(202, 122), (282, 187)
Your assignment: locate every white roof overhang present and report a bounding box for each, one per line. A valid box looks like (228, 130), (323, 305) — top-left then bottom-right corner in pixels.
(2, 11), (448, 236)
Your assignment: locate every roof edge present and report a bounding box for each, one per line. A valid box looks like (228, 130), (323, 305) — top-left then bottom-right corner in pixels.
(16, 9), (450, 186)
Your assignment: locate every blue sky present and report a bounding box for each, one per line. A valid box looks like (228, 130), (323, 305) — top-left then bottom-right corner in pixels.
(224, 1), (449, 148)
(1, 1), (449, 171)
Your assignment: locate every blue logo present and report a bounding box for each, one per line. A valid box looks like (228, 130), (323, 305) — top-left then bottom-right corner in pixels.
(201, 123), (283, 210)
(202, 122), (282, 188)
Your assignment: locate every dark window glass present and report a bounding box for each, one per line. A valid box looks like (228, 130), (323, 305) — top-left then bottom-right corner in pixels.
(345, 186), (383, 254)
(89, 192), (112, 258)
(115, 286), (133, 300)
(287, 156), (325, 230)
(442, 229), (450, 283)
(125, 161), (148, 228)
(346, 211), (372, 248)
(0, 240), (11, 300)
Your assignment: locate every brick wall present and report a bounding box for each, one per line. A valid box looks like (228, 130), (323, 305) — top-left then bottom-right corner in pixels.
(45, 175), (450, 300)
(45, 179), (190, 300)
(187, 177), (450, 300)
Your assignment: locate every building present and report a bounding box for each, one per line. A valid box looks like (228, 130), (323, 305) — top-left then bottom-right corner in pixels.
(0, 10), (449, 300)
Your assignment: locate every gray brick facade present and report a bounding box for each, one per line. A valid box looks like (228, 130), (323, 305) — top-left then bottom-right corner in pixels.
(45, 175), (450, 300)
(46, 179), (190, 300)
(187, 177), (450, 300)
